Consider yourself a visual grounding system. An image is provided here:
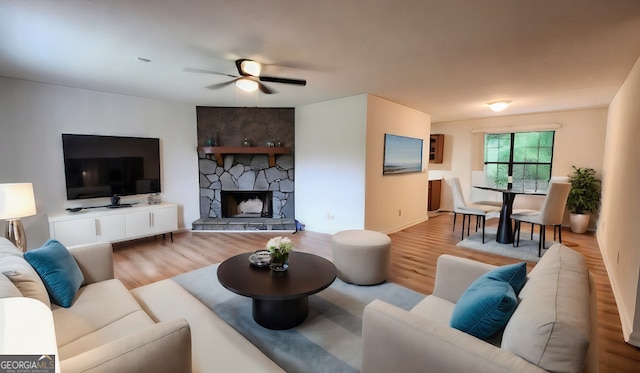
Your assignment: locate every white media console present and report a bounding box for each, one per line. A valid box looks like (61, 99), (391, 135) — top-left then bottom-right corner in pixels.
(48, 202), (178, 247)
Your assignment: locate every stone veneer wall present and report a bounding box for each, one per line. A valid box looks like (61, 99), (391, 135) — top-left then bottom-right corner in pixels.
(199, 153), (294, 219)
(197, 107), (295, 221)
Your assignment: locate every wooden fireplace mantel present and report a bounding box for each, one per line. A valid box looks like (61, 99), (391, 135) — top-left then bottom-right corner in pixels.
(198, 146), (290, 167)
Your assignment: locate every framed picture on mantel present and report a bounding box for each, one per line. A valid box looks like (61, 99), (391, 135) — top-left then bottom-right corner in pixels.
(383, 133), (423, 175)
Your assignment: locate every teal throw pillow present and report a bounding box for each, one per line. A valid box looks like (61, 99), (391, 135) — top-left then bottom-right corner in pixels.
(484, 262), (527, 295)
(450, 277), (518, 339)
(24, 239), (84, 308)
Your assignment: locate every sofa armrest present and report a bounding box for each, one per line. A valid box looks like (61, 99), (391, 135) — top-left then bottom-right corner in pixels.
(432, 254), (496, 303)
(60, 319), (191, 373)
(67, 242), (114, 285)
(362, 300), (545, 373)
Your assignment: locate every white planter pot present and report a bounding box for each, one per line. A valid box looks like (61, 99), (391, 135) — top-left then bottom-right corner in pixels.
(570, 213), (590, 233)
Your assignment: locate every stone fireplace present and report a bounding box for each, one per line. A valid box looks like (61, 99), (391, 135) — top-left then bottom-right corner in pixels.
(193, 106), (296, 231)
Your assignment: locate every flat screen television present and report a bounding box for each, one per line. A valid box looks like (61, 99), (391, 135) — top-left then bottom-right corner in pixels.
(62, 134), (161, 200)
(383, 133), (424, 175)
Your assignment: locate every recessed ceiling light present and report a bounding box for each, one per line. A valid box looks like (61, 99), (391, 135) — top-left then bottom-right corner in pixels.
(136, 57), (151, 63)
(487, 100), (511, 112)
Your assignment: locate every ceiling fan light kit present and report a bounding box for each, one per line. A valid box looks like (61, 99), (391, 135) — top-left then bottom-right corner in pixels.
(487, 100), (511, 112)
(239, 60), (261, 76)
(236, 78), (259, 93)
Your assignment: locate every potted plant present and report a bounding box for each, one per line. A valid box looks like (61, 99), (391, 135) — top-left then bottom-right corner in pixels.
(566, 166), (601, 233)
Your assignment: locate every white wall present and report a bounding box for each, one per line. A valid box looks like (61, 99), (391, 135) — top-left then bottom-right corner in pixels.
(364, 95), (431, 233)
(295, 95), (368, 234)
(430, 108), (608, 228)
(599, 56), (640, 347)
(295, 94), (432, 234)
(0, 77), (200, 248)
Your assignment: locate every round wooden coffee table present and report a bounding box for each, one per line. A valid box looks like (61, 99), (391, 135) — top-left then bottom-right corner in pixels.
(217, 251), (337, 330)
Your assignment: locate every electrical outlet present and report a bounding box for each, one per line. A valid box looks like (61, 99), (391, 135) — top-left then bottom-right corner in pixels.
(398, 209), (402, 216)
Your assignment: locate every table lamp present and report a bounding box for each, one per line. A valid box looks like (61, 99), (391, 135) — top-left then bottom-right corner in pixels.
(0, 183), (37, 252)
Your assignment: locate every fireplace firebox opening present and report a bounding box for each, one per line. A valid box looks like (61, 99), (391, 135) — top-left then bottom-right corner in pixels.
(221, 191), (273, 218)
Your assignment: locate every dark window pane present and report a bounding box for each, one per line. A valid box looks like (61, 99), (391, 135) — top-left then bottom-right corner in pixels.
(540, 132), (554, 147)
(486, 148), (499, 162)
(539, 147), (552, 162)
(538, 164), (551, 180)
(525, 132), (540, 147)
(513, 146), (525, 162)
(498, 146), (510, 162)
(496, 164), (509, 188)
(514, 133), (527, 147)
(486, 134), (502, 148)
(512, 164), (524, 179)
(524, 147), (539, 162)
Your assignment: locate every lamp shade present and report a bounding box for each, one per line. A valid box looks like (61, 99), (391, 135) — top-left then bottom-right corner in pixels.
(0, 183), (37, 219)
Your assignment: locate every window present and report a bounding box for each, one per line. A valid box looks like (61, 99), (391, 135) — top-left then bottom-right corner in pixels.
(484, 131), (555, 191)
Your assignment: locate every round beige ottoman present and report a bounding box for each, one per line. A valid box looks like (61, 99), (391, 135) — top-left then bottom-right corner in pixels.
(331, 229), (391, 285)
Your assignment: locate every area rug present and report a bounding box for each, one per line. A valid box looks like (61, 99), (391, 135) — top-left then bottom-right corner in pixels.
(172, 264), (425, 373)
(456, 227), (559, 263)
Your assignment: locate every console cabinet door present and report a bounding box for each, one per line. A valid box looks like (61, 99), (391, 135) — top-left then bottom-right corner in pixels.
(149, 205), (178, 234)
(125, 210), (155, 238)
(95, 214), (126, 242)
(52, 218), (97, 247)
(52, 215), (126, 246)
(124, 206), (177, 238)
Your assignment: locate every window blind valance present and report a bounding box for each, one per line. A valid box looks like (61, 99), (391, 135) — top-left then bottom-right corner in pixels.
(471, 123), (562, 134)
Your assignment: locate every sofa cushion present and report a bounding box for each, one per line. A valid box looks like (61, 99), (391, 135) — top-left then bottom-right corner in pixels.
(24, 239), (84, 307)
(501, 244), (591, 373)
(0, 249), (50, 307)
(52, 278), (153, 357)
(411, 295), (456, 325)
(450, 277), (517, 339)
(0, 272), (22, 298)
(131, 279), (286, 373)
(0, 237), (24, 258)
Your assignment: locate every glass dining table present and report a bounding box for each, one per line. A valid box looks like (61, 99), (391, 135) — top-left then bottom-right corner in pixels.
(473, 186), (546, 244)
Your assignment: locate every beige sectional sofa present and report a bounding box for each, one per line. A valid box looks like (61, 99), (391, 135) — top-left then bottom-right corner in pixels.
(362, 243), (598, 373)
(0, 237), (284, 372)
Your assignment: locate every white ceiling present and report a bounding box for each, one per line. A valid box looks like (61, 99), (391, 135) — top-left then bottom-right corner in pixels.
(1, 0), (639, 123)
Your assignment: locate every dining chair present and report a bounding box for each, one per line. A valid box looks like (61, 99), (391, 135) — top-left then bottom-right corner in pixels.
(510, 182), (571, 256)
(446, 177), (500, 243)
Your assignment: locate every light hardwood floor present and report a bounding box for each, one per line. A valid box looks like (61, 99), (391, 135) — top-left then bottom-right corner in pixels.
(112, 213), (640, 372)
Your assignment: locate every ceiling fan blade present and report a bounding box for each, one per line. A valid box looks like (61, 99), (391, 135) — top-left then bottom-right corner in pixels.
(259, 76), (307, 86)
(183, 67), (238, 78)
(205, 80), (237, 90)
(258, 82), (275, 94)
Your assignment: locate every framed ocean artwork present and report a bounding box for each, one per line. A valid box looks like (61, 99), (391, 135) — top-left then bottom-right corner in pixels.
(383, 133), (424, 175)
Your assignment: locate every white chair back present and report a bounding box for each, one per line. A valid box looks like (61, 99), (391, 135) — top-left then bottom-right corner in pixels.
(539, 182), (571, 225)
(446, 177), (467, 212)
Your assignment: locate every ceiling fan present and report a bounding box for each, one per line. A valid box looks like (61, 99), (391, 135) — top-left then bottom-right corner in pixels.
(185, 59), (307, 94)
